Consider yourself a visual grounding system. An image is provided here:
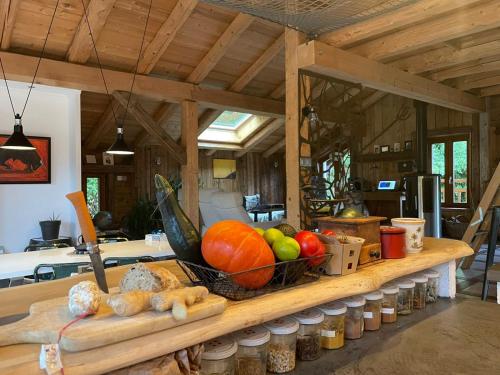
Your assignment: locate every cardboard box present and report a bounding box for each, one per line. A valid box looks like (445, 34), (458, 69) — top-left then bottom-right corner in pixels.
(317, 234), (364, 276)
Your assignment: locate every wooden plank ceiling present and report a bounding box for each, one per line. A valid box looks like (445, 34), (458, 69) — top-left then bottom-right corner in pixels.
(0, 0), (498, 157)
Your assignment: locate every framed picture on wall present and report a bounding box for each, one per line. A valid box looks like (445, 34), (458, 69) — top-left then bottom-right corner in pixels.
(380, 145), (390, 153)
(0, 135), (51, 184)
(213, 159), (236, 179)
(102, 152), (114, 166)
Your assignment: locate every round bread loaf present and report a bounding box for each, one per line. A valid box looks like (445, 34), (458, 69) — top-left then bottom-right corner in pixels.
(119, 263), (181, 292)
(68, 280), (101, 317)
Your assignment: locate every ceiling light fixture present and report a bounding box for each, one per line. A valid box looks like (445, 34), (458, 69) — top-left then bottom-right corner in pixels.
(0, 0), (61, 151)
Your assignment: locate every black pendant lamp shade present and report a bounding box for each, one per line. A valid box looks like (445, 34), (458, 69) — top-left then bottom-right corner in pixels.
(1, 114), (35, 150)
(106, 127), (134, 155)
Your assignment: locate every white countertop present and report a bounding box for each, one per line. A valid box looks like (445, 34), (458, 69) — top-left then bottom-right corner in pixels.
(0, 240), (175, 279)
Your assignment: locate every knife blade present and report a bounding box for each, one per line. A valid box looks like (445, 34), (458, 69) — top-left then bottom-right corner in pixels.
(66, 191), (109, 293)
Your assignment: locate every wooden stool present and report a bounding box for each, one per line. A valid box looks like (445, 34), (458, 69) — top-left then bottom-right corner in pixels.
(482, 206), (500, 302)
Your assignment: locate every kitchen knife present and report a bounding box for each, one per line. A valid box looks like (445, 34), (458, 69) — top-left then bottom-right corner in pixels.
(66, 191), (109, 293)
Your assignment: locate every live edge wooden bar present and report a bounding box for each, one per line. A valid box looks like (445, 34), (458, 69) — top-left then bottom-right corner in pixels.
(0, 238), (472, 375)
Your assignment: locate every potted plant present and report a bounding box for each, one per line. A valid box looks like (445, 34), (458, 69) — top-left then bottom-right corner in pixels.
(39, 213), (61, 240)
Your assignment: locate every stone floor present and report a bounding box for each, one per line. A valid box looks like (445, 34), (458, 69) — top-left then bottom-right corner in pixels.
(292, 296), (500, 375)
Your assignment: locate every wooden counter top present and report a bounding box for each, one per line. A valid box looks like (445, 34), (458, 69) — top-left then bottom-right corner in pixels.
(0, 238), (472, 375)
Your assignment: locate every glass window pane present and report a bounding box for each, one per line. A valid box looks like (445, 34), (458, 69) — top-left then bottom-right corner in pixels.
(453, 140), (467, 204)
(86, 177), (100, 217)
(431, 143), (446, 203)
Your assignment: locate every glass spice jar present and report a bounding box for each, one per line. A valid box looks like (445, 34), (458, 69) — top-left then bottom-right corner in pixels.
(379, 283), (399, 323)
(363, 291), (383, 331)
(264, 317), (299, 373)
(234, 326), (270, 375)
(423, 269), (440, 303)
(201, 336), (238, 375)
(293, 308), (324, 361)
(342, 296), (366, 340)
(410, 274), (428, 310)
(396, 279), (415, 315)
(318, 301), (347, 350)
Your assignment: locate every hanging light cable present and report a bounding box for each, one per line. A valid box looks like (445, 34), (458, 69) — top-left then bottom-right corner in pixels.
(0, 0), (61, 150)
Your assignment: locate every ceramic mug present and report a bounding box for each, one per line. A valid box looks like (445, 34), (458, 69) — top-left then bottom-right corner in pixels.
(391, 218), (426, 253)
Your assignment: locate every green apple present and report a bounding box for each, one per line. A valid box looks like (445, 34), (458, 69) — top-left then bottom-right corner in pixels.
(263, 228), (285, 246)
(254, 227), (265, 236)
(272, 237), (300, 261)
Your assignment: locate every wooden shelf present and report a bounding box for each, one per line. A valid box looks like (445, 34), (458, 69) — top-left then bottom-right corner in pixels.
(82, 164), (135, 174)
(354, 150), (416, 162)
(0, 238), (472, 375)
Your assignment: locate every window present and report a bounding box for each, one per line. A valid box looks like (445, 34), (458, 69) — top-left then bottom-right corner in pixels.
(210, 111), (252, 130)
(86, 177), (101, 217)
(430, 135), (469, 207)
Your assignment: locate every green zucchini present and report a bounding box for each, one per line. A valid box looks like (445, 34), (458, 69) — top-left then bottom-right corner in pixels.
(154, 174), (205, 265)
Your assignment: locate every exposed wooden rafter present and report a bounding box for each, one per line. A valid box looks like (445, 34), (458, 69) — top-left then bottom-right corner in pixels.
(362, 91), (388, 110)
(235, 118), (284, 158)
(198, 142), (243, 151)
(457, 74), (500, 91)
(269, 81), (286, 99)
(298, 41), (485, 113)
(134, 102), (177, 147)
(137, 0), (197, 74)
(83, 99), (123, 151)
(0, 51), (284, 117)
(431, 57), (500, 82)
(481, 85), (500, 97)
(347, 1), (500, 62)
(319, 0), (484, 49)
(67, 0), (117, 63)
(263, 139), (285, 158)
(187, 13), (253, 84)
(0, 0), (20, 50)
(112, 91), (187, 164)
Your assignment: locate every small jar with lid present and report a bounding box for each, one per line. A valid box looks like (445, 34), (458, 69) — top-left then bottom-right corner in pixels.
(201, 336), (238, 375)
(264, 317), (299, 373)
(410, 274), (428, 310)
(363, 291), (383, 331)
(423, 269), (440, 303)
(293, 308), (324, 361)
(318, 301), (346, 350)
(234, 325), (270, 375)
(342, 296), (366, 339)
(396, 279), (415, 315)
(380, 283), (399, 323)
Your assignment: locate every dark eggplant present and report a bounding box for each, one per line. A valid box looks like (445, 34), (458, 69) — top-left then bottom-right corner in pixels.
(154, 174), (206, 265)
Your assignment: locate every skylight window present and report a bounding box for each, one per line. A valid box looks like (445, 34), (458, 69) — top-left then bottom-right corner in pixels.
(210, 111), (252, 130)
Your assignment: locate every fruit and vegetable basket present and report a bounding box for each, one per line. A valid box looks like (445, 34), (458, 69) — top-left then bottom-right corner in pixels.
(177, 253), (331, 301)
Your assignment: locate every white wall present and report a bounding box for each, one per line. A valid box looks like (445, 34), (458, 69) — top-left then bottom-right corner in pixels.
(0, 81), (81, 252)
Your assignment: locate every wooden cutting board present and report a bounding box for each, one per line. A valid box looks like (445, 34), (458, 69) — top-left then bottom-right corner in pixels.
(0, 292), (226, 352)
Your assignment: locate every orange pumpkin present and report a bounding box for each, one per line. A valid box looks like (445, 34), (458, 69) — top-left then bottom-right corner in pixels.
(202, 220), (275, 289)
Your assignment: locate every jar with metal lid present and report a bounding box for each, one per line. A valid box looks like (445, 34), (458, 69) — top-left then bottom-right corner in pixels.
(423, 269), (440, 303)
(318, 301), (346, 350)
(201, 336), (238, 375)
(342, 296), (366, 339)
(396, 279), (415, 315)
(234, 326), (270, 375)
(293, 308), (324, 361)
(363, 291), (383, 331)
(264, 317), (299, 373)
(380, 283), (399, 323)
(410, 274), (428, 309)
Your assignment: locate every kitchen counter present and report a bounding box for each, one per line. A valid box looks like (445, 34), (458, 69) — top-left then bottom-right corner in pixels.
(0, 237), (472, 375)
(0, 240), (175, 279)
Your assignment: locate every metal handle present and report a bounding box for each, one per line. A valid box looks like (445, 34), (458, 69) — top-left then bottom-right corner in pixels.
(448, 175), (453, 185)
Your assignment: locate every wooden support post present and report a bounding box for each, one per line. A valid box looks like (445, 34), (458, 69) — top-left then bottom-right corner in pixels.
(479, 98), (491, 196)
(181, 100), (199, 229)
(285, 28), (303, 229)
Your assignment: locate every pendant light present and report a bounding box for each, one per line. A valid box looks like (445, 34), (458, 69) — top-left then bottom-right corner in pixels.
(0, 0), (61, 151)
(107, 127), (134, 155)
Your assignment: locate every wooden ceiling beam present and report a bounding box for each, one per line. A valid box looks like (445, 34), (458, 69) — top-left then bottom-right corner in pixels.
(187, 13), (253, 84)
(430, 57), (500, 82)
(361, 91), (388, 110)
(1, 0), (20, 50)
(134, 102), (177, 147)
(347, 1), (500, 62)
(263, 139), (285, 158)
(235, 118), (284, 158)
(66, 0), (117, 63)
(112, 91), (187, 164)
(196, 32), (284, 135)
(480, 85), (500, 97)
(319, 0), (484, 49)
(0, 51), (284, 117)
(83, 99), (122, 151)
(457, 75), (500, 91)
(137, 0), (197, 74)
(298, 40), (485, 113)
(392, 40), (500, 75)
(269, 81), (286, 99)
(198, 142), (243, 151)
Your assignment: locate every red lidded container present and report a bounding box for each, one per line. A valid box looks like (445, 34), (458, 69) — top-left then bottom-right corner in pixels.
(380, 226), (406, 259)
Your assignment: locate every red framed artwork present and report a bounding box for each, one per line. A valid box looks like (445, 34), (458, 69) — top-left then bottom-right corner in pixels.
(0, 135), (51, 184)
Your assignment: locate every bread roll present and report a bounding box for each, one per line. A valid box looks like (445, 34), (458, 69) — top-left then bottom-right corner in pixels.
(68, 281), (101, 317)
(119, 263), (181, 293)
(107, 291), (153, 317)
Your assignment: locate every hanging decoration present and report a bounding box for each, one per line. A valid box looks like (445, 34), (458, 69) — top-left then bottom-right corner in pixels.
(0, 0), (61, 151)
